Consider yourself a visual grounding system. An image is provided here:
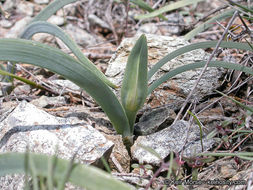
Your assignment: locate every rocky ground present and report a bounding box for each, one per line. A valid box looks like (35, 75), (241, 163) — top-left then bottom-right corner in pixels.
(0, 0), (252, 189)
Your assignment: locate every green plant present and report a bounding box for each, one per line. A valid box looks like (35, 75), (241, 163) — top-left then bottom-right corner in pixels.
(1, 0), (253, 144)
(0, 152), (132, 190)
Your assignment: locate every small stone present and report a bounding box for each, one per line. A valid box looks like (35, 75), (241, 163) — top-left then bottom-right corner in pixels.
(30, 95), (66, 108)
(138, 23), (158, 34)
(134, 105), (176, 135)
(131, 120), (216, 166)
(0, 20), (13, 28)
(12, 84), (31, 96)
(34, 0), (49, 5)
(52, 79), (81, 91)
(48, 15), (65, 26)
(0, 82), (13, 96)
(16, 1), (34, 16)
(65, 24), (97, 46)
(88, 14), (111, 30)
(32, 33), (53, 42)
(2, 0), (16, 11)
(160, 13), (185, 35)
(5, 16), (32, 38)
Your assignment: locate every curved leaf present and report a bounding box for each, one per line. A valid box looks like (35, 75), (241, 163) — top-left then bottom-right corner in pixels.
(121, 35), (148, 131)
(130, 0), (167, 20)
(0, 38), (131, 137)
(148, 41), (252, 80)
(32, 0), (78, 23)
(184, 9), (234, 40)
(0, 152), (132, 190)
(148, 61), (253, 94)
(20, 21), (117, 88)
(135, 0), (205, 20)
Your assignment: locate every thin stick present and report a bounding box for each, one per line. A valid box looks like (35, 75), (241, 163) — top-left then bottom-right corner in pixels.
(173, 11), (239, 123)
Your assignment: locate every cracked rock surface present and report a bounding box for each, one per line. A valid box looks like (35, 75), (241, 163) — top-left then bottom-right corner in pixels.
(131, 120), (216, 166)
(0, 101), (113, 190)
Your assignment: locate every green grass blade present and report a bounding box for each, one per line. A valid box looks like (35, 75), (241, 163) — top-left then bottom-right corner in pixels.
(148, 61), (253, 94)
(184, 9), (234, 40)
(0, 152), (132, 190)
(135, 0), (205, 20)
(27, 152), (39, 190)
(130, 0), (167, 20)
(188, 110), (204, 152)
(20, 21), (117, 88)
(32, 0), (78, 22)
(227, 0), (253, 14)
(198, 152), (253, 157)
(0, 68), (46, 90)
(0, 38), (131, 137)
(148, 41), (252, 80)
(121, 34), (148, 132)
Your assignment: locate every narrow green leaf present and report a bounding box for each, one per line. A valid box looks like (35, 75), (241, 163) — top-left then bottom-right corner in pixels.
(0, 68), (46, 90)
(32, 0), (78, 23)
(227, 0), (253, 14)
(184, 9), (234, 40)
(148, 61), (253, 94)
(198, 152), (253, 157)
(0, 38), (131, 137)
(130, 0), (167, 20)
(27, 152), (39, 190)
(121, 34), (148, 132)
(135, 0), (205, 20)
(148, 41), (253, 80)
(188, 111), (204, 152)
(0, 152), (132, 190)
(20, 21), (117, 88)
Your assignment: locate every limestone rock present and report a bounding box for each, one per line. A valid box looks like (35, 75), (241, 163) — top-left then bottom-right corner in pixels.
(0, 20), (13, 28)
(0, 101), (114, 189)
(52, 79), (81, 92)
(65, 24), (97, 47)
(30, 95), (66, 108)
(0, 101), (113, 164)
(131, 120), (215, 166)
(34, 0), (49, 5)
(5, 16), (32, 38)
(16, 1), (34, 16)
(48, 15), (65, 26)
(105, 33), (224, 108)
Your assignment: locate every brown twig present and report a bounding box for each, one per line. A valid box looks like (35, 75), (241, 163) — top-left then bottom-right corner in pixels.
(105, 0), (119, 45)
(173, 10), (239, 123)
(230, 132), (253, 153)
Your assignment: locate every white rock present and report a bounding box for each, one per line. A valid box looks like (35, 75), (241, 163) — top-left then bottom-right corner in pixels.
(31, 95), (66, 108)
(131, 120), (215, 166)
(16, 1), (34, 16)
(0, 101), (114, 189)
(48, 15), (65, 26)
(34, 0), (49, 5)
(52, 79), (81, 91)
(0, 20), (13, 28)
(5, 16), (32, 38)
(65, 24), (97, 46)
(88, 14), (111, 30)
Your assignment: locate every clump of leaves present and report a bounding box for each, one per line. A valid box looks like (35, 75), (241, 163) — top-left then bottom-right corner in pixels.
(0, 0), (252, 146)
